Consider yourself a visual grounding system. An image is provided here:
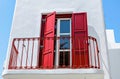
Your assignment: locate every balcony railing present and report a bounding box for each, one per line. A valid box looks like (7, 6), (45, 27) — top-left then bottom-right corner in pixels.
(8, 36), (100, 69)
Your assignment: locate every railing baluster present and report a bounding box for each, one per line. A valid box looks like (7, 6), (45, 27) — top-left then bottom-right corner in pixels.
(9, 47), (13, 69)
(95, 39), (100, 69)
(31, 39), (34, 68)
(11, 40), (15, 69)
(37, 38), (40, 68)
(93, 38), (97, 68)
(89, 37), (93, 68)
(12, 40), (15, 68)
(25, 39), (29, 68)
(12, 47), (15, 69)
(14, 49), (17, 69)
(20, 40), (24, 69)
(16, 39), (19, 68)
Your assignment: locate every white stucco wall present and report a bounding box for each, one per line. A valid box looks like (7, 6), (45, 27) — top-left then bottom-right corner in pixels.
(106, 30), (120, 49)
(3, 0), (110, 79)
(106, 29), (120, 79)
(108, 49), (120, 79)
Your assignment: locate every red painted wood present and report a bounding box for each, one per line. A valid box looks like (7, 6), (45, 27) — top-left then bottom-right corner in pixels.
(42, 12), (56, 68)
(42, 14), (72, 19)
(72, 13), (89, 68)
(39, 15), (46, 67)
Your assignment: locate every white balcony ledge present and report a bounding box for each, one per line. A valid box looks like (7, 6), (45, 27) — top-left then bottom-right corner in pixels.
(2, 69), (104, 79)
(3, 69), (103, 75)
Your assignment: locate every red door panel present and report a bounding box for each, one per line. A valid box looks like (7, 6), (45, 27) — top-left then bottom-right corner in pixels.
(42, 12), (56, 68)
(72, 13), (89, 68)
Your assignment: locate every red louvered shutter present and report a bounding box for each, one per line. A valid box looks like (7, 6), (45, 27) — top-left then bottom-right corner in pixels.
(72, 13), (89, 68)
(42, 12), (56, 68)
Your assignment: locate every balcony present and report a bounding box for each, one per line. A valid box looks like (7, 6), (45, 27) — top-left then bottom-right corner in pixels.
(8, 36), (100, 69)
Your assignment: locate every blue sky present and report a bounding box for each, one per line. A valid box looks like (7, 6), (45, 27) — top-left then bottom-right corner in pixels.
(103, 0), (120, 42)
(0, 0), (16, 79)
(0, 0), (120, 79)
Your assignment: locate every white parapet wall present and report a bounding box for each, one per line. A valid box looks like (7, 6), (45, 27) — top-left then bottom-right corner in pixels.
(2, 0), (111, 79)
(106, 29), (120, 49)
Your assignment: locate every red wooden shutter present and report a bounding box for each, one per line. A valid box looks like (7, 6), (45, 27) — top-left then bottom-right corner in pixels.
(72, 13), (89, 68)
(42, 12), (56, 68)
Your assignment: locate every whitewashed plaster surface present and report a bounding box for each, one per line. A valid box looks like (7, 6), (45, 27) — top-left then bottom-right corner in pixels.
(3, 0), (110, 79)
(106, 30), (120, 49)
(106, 29), (120, 79)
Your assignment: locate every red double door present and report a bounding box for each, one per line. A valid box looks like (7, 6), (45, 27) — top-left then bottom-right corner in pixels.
(42, 12), (89, 68)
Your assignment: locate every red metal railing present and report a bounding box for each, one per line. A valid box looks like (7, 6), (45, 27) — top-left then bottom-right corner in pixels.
(9, 37), (40, 69)
(88, 36), (100, 68)
(8, 36), (100, 69)
(9, 39), (19, 69)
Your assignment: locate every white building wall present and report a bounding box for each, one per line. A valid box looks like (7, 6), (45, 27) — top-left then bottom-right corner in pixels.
(106, 29), (120, 79)
(109, 49), (120, 79)
(106, 30), (120, 49)
(3, 0), (110, 79)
